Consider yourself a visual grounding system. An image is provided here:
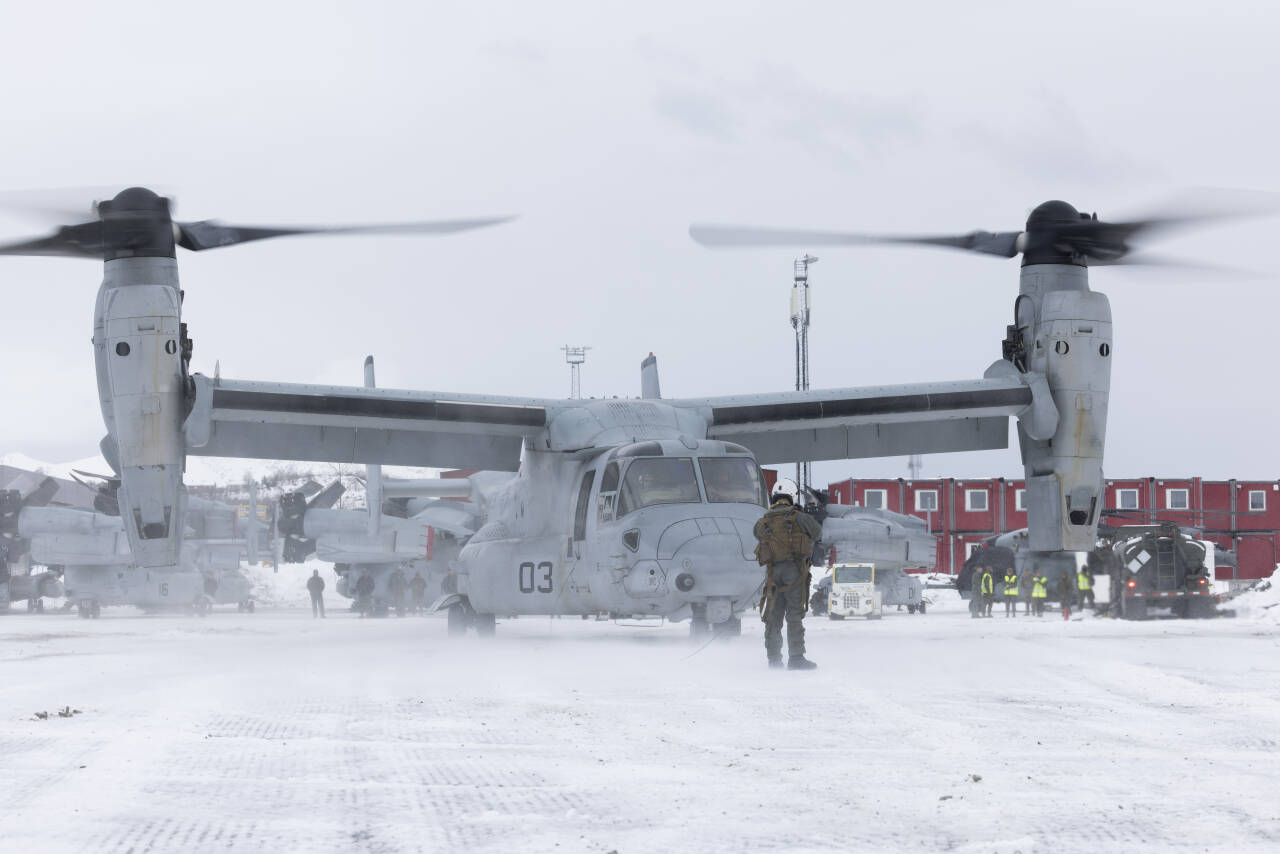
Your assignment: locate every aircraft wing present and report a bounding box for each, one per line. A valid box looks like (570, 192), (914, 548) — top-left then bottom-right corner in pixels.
(674, 376), (1033, 465)
(183, 375), (555, 471)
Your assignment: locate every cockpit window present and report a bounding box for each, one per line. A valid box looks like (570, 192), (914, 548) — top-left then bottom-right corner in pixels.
(834, 566), (873, 584)
(617, 458), (701, 517)
(699, 457), (764, 505)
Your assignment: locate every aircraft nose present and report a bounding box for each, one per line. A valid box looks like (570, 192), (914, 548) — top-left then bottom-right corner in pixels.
(663, 532), (762, 598)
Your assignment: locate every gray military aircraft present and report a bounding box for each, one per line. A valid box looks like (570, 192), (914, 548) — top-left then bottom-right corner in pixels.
(0, 186), (511, 570)
(4, 187), (1259, 634)
(0, 476), (66, 611)
(15, 489), (268, 617)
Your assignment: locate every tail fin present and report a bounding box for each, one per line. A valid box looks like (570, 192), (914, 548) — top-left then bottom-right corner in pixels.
(364, 356), (382, 536)
(641, 352), (661, 399)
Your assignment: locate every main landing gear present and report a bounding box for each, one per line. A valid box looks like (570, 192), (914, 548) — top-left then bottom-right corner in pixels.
(447, 599), (496, 637)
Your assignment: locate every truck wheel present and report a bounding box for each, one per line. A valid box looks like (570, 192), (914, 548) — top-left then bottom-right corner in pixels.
(474, 613), (496, 637)
(447, 603), (469, 636)
(907, 604), (917, 614)
(90, 601), (101, 619)
(918, 601), (927, 615)
(246, 600), (255, 614)
(828, 614), (845, 621)
(1189, 597), (1215, 619)
(1122, 597), (1147, 621)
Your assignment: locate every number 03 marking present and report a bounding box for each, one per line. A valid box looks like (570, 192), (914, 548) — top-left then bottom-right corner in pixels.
(518, 561), (553, 594)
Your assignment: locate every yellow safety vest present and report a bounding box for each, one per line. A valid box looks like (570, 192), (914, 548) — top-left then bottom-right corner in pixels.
(980, 573), (994, 594)
(1004, 574), (1019, 595)
(1032, 575), (1047, 598)
(1077, 571), (1092, 591)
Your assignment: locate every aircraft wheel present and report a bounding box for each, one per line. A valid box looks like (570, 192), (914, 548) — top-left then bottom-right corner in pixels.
(237, 602), (245, 613)
(447, 603), (469, 636)
(90, 602), (101, 619)
(719, 616), (742, 637)
(474, 613), (496, 637)
(689, 605), (710, 638)
(77, 603), (89, 619)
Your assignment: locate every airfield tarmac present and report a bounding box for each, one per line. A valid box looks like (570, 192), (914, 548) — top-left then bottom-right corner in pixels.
(2, 596), (1278, 854)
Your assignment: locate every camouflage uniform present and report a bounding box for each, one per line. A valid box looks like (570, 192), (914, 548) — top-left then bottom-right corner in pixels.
(755, 500), (823, 668)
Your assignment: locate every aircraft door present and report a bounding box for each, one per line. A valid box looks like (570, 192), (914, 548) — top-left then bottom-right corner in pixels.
(571, 469), (596, 559)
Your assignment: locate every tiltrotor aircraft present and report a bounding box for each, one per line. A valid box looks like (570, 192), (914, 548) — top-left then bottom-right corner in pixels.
(3, 187), (1260, 633)
(14, 484), (269, 617)
(0, 476), (66, 611)
(0, 186), (510, 571)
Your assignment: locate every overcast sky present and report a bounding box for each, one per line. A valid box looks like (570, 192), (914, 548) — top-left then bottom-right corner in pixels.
(1, 0), (1277, 485)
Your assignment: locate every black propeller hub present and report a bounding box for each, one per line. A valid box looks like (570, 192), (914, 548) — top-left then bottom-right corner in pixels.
(1021, 200), (1095, 267)
(97, 186), (176, 261)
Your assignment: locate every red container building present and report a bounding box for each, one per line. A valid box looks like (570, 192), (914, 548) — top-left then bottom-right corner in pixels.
(822, 475), (1280, 580)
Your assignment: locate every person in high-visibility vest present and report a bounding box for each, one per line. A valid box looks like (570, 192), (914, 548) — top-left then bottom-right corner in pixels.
(980, 568), (995, 617)
(1077, 567), (1095, 609)
(1003, 569), (1020, 617)
(1031, 571), (1048, 617)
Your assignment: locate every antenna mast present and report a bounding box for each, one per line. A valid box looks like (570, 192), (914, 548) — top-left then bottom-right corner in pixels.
(791, 255), (817, 493)
(562, 346), (590, 399)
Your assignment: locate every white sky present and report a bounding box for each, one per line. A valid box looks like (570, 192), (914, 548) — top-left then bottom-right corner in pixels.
(0, 0), (1276, 485)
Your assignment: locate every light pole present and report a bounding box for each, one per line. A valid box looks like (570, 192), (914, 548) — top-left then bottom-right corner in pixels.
(561, 346), (590, 399)
(791, 254), (817, 493)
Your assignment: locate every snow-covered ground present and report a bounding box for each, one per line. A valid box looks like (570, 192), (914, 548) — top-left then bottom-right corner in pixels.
(2, 588), (1279, 854)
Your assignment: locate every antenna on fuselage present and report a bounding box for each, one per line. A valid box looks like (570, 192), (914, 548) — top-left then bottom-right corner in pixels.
(640, 352), (661, 399)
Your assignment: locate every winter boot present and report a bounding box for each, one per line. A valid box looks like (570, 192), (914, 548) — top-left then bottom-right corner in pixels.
(768, 656), (784, 669)
(787, 656), (818, 671)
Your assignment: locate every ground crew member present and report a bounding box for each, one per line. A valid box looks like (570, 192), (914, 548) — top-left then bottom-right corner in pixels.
(354, 571), (375, 617)
(306, 569), (326, 618)
(1031, 570), (1048, 616)
(1003, 568), (1019, 617)
(388, 566), (408, 617)
(441, 566), (458, 595)
(1057, 572), (1074, 620)
(409, 571), (428, 613)
(1020, 567), (1035, 615)
(980, 567), (995, 617)
(753, 492), (823, 670)
(1077, 566), (1095, 609)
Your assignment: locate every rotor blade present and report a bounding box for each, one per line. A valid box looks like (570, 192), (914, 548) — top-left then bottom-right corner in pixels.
(72, 469), (119, 483)
(23, 477), (60, 508)
(0, 186), (124, 224)
(1088, 253), (1258, 281)
(308, 479), (346, 511)
(176, 216), (515, 252)
(0, 222), (106, 258)
(689, 225), (1021, 258)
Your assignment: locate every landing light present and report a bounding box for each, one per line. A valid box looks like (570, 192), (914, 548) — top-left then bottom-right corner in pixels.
(1127, 579), (1137, 589)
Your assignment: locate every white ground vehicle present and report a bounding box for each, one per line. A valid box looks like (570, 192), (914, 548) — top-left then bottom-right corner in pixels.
(827, 563), (882, 620)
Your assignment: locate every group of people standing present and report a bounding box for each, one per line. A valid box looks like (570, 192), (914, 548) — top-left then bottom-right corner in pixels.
(306, 567), (431, 618)
(972, 565), (1095, 620)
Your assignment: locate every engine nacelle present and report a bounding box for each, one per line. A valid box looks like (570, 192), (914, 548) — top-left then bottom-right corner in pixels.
(94, 258), (188, 568)
(1014, 265), (1112, 552)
